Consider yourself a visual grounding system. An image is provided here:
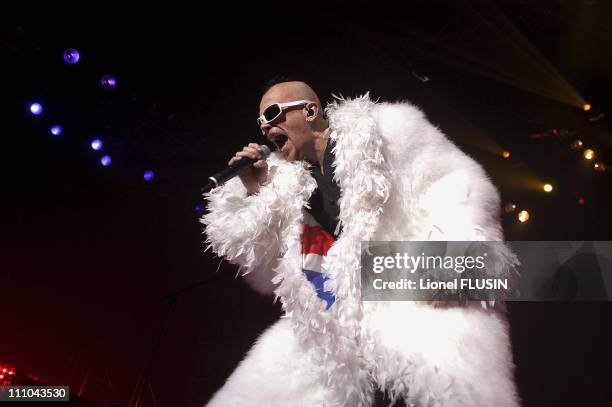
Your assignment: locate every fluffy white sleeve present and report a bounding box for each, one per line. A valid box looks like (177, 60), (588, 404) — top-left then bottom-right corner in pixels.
(375, 101), (519, 305)
(200, 154), (315, 296)
(417, 158), (520, 307)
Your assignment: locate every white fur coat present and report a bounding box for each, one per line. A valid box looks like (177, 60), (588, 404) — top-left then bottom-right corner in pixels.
(202, 94), (520, 406)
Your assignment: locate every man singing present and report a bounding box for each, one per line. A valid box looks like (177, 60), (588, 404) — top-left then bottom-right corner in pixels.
(201, 80), (520, 406)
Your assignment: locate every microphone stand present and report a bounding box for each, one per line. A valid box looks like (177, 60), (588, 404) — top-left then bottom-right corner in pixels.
(133, 272), (224, 407)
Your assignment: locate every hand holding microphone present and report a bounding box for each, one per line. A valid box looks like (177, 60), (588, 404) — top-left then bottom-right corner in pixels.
(202, 143), (271, 194)
(229, 143), (270, 194)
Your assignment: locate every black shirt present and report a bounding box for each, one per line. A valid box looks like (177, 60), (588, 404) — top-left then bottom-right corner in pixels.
(306, 138), (341, 237)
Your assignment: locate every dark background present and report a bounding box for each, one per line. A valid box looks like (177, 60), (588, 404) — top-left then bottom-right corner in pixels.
(1, 1), (611, 406)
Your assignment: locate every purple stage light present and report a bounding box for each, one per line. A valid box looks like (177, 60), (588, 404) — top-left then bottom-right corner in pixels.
(90, 139), (103, 151)
(50, 125), (62, 136)
(30, 103), (43, 115)
(100, 75), (117, 91)
(143, 170), (155, 182)
(195, 205), (205, 214)
(100, 155), (112, 166)
(63, 48), (80, 64)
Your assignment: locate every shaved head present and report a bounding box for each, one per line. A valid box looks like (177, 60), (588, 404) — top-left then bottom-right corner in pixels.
(259, 81), (322, 114)
(258, 80), (328, 164)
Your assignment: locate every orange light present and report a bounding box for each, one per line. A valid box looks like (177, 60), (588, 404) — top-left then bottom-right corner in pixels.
(594, 162), (606, 172)
(518, 210), (530, 223)
(504, 202), (517, 213)
(543, 184), (553, 193)
(570, 139), (583, 150)
(583, 149), (595, 160)
(583, 104), (591, 111)
(502, 151), (511, 158)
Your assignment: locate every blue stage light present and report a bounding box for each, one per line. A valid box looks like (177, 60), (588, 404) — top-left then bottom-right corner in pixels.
(100, 75), (117, 91)
(90, 139), (103, 151)
(50, 125), (62, 136)
(63, 48), (80, 64)
(100, 155), (112, 166)
(143, 170), (155, 182)
(195, 205), (205, 214)
(30, 103), (43, 115)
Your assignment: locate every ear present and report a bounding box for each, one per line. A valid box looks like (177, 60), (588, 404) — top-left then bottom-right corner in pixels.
(305, 102), (318, 121)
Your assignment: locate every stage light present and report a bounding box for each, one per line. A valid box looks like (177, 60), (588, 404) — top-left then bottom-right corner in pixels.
(518, 210), (530, 223)
(100, 155), (112, 166)
(1, 369), (5, 373)
(100, 74), (117, 91)
(543, 184), (553, 193)
(8, 372), (14, 375)
(502, 151), (510, 158)
(195, 205), (205, 214)
(578, 197), (585, 205)
(583, 104), (591, 112)
(50, 125), (62, 136)
(143, 170), (154, 181)
(63, 48), (80, 64)
(30, 103), (43, 115)
(594, 162), (606, 172)
(583, 149), (595, 160)
(0, 375), (4, 379)
(570, 139), (583, 150)
(90, 139), (103, 151)
(504, 202), (517, 213)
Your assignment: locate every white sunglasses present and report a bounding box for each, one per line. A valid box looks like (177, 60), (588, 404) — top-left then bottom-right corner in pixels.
(257, 100), (313, 126)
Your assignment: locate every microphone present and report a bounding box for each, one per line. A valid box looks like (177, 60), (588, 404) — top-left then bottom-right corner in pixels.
(201, 145), (271, 193)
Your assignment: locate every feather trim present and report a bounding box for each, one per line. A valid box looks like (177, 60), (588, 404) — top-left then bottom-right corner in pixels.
(201, 153), (316, 295)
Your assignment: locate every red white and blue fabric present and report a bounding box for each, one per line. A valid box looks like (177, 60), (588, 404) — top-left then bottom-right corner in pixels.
(301, 213), (336, 310)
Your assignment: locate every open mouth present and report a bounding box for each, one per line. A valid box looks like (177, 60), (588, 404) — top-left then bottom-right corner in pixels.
(271, 134), (288, 150)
